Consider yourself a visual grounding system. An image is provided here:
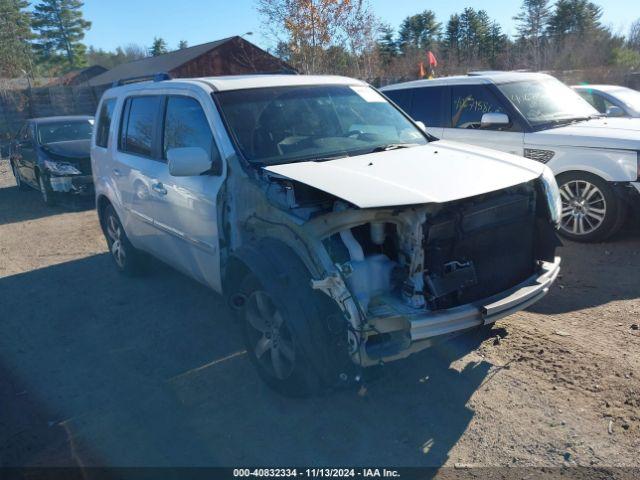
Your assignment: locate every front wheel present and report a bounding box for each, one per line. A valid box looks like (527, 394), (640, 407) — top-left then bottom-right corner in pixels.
(11, 162), (28, 191)
(557, 172), (626, 243)
(38, 173), (56, 206)
(239, 273), (323, 397)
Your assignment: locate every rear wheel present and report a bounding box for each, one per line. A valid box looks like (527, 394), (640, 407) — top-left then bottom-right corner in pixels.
(37, 172), (56, 206)
(102, 204), (146, 276)
(557, 172), (626, 243)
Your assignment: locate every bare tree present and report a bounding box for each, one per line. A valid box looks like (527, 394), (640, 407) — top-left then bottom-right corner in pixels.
(257, 0), (378, 76)
(628, 18), (640, 51)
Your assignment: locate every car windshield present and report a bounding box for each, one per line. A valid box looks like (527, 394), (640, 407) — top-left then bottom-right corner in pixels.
(498, 78), (599, 128)
(612, 87), (640, 112)
(37, 120), (93, 145)
(215, 84), (427, 165)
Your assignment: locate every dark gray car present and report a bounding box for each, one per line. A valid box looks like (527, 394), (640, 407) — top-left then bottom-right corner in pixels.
(9, 116), (94, 205)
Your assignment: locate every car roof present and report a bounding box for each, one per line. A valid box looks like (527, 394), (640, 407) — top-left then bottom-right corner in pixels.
(29, 115), (94, 124)
(571, 84), (629, 92)
(381, 71), (554, 91)
(104, 74), (368, 96)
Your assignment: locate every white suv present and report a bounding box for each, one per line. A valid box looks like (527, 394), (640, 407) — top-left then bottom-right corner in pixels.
(92, 74), (561, 396)
(382, 72), (640, 242)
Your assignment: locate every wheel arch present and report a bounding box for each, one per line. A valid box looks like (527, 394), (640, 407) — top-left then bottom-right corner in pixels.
(96, 194), (113, 233)
(553, 167), (612, 182)
(223, 237), (311, 297)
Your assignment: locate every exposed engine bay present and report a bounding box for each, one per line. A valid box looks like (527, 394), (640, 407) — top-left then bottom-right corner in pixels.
(250, 171), (560, 367)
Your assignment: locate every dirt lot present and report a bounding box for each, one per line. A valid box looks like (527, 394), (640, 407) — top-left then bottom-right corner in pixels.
(1, 159), (639, 471)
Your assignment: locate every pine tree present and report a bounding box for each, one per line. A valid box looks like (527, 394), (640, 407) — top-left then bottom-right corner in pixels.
(32, 0), (91, 71)
(0, 0), (33, 77)
(547, 0), (603, 37)
(397, 10), (441, 53)
(514, 0), (551, 69)
(150, 37), (168, 56)
(178, 40), (188, 50)
(377, 24), (397, 65)
(444, 14), (462, 64)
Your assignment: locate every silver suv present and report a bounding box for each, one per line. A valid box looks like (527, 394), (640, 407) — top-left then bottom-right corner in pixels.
(92, 74), (561, 396)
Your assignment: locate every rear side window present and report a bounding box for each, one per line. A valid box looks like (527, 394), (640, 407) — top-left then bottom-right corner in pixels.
(451, 85), (508, 129)
(96, 98), (116, 148)
(384, 89), (413, 113)
(120, 96), (161, 157)
(163, 96), (216, 160)
(411, 87), (446, 127)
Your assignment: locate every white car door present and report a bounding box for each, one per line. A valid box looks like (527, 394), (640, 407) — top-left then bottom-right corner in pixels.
(144, 93), (226, 291)
(112, 94), (165, 246)
(441, 84), (524, 156)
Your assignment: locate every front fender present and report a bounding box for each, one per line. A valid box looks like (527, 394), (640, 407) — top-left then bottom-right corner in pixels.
(543, 145), (638, 182)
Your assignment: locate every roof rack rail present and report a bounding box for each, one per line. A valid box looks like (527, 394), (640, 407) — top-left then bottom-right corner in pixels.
(112, 72), (172, 88)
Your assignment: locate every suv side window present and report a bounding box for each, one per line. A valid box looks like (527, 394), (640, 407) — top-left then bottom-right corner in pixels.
(577, 91), (613, 114)
(384, 89), (413, 114)
(411, 86), (446, 127)
(163, 96), (217, 163)
(96, 98), (116, 148)
(120, 95), (161, 157)
(451, 85), (515, 130)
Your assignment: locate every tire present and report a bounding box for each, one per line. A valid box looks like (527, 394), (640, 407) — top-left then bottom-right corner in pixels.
(37, 172), (56, 206)
(232, 245), (354, 397)
(102, 204), (147, 276)
(10, 162), (28, 191)
(556, 172), (627, 243)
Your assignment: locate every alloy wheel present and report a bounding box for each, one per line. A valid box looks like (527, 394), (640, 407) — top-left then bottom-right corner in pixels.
(245, 290), (296, 380)
(106, 213), (126, 268)
(559, 180), (607, 236)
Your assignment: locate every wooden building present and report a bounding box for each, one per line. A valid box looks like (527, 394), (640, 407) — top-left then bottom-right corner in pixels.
(87, 36), (295, 88)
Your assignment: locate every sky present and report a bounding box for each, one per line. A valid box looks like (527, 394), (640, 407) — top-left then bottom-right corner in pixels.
(82, 0), (634, 52)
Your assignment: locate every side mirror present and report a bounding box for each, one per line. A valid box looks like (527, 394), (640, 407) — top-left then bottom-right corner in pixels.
(605, 105), (625, 117)
(167, 147), (212, 177)
(415, 121), (427, 132)
(481, 112), (510, 128)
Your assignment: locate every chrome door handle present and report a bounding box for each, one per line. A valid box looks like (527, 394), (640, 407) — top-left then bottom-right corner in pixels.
(152, 182), (167, 195)
(112, 168), (122, 177)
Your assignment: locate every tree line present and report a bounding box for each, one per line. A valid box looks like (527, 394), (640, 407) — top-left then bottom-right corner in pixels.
(1, 0), (640, 82)
(259, 0), (640, 82)
(0, 0), (188, 78)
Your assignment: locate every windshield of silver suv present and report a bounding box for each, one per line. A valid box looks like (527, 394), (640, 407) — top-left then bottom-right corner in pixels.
(498, 77), (599, 128)
(216, 84), (428, 165)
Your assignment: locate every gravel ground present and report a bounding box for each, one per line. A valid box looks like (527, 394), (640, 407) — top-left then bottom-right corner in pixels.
(1, 159), (639, 472)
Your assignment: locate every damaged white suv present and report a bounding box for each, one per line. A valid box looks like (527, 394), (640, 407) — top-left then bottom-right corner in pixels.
(92, 75), (561, 396)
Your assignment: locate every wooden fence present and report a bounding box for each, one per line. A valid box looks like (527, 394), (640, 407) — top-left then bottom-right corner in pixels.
(0, 85), (106, 148)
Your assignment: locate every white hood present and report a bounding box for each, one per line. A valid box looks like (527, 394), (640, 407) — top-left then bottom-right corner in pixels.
(265, 140), (545, 208)
(532, 117), (640, 150)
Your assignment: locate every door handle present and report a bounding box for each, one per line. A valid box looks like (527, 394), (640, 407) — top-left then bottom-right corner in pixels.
(152, 182), (167, 195)
(112, 168), (122, 177)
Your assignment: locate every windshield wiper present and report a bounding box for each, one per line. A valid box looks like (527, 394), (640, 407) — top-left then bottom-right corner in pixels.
(541, 116), (594, 129)
(310, 154), (349, 163)
(369, 143), (420, 153)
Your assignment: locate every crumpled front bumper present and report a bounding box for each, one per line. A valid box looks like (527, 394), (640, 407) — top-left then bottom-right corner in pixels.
(48, 175), (94, 195)
(409, 257), (561, 341)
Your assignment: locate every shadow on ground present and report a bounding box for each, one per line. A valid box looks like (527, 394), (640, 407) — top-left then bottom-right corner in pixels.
(0, 184), (93, 227)
(528, 218), (640, 315)
(0, 254), (493, 468)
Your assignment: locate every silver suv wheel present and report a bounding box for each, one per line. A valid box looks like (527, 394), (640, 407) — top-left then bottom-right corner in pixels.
(560, 179), (606, 236)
